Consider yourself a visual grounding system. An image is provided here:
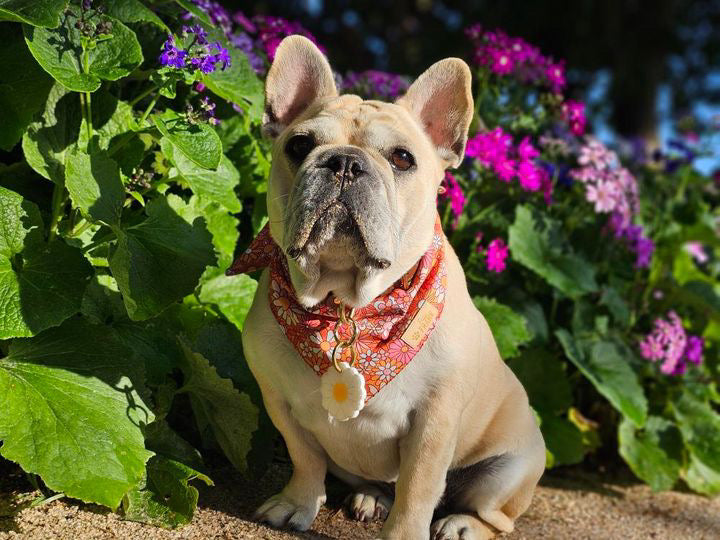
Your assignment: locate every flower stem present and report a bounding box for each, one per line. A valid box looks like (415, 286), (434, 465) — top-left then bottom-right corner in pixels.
(129, 84), (159, 107)
(138, 93), (160, 127)
(48, 178), (66, 241)
(81, 46), (93, 142)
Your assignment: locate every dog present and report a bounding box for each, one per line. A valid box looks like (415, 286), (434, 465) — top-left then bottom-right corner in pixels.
(235, 35), (545, 540)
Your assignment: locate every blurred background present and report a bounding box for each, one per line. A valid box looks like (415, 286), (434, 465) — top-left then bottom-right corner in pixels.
(223, 0), (720, 174)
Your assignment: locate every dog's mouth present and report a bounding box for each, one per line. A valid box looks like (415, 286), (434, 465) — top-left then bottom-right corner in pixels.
(285, 201), (391, 270)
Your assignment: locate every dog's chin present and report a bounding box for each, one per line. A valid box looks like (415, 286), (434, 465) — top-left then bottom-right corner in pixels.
(286, 202), (391, 273)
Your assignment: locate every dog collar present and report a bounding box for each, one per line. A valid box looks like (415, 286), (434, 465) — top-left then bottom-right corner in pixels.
(227, 216), (447, 419)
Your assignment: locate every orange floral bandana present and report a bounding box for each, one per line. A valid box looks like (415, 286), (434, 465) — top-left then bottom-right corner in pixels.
(227, 217), (447, 402)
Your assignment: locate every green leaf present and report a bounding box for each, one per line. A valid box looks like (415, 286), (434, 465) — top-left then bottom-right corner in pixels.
(0, 0), (69, 27)
(122, 456), (212, 528)
(200, 29), (264, 121)
(672, 390), (720, 472)
(508, 348), (572, 414)
(110, 196), (216, 320)
(65, 150), (125, 225)
(600, 286), (630, 327)
(541, 415), (585, 467)
(174, 0), (212, 25)
(685, 453), (720, 496)
(23, 16), (143, 92)
(155, 112), (222, 170)
(556, 330), (647, 427)
(0, 24), (54, 151)
(77, 91), (137, 151)
(162, 139), (240, 212)
(0, 319), (154, 509)
(0, 187), (92, 339)
(169, 194), (239, 268)
(473, 296), (531, 359)
(199, 273), (257, 331)
(102, 0), (169, 32)
(509, 205), (597, 298)
(22, 83), (82, 183)
(618, 416), (682, 491)
(179, 341), (259, 473)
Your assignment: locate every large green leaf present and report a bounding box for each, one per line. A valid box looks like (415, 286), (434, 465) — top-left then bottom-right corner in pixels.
(122, 456), (212, 528)
(473, 296), (531, 359)
(556, 330), (647, 427)
(541, 415), (585, 467)
(22, 83), (82, 183)
(508, 205), (597, 298)
(155, 112), (222, 170)
(110, 197), (216, 320)
(23, 16), (143, 92)
(103, 0), (168, 31)
(618, 416), (682, 491)
(162, 139), (241, 212)
(179, 342), (258, 473)
(672, 390), (720, 472)
(508, 348), (572, 414)
(685, 453), (720, 496)
(0, 24), (53, 151)
(0, 187), (92, 339)
(199, 273), (258, 331)
(200, 29), (264, 121)
(0, 0), (68, 27)
(65, 150), (125, 225)
(0, 319), (154, 509)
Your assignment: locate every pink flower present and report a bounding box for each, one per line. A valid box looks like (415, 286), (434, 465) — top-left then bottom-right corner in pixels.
(639, 311), (701, 376)
(439, 172), (466, 226)
(488, 48), (515, 74)
(684, 242), (708, 264)
(486, 238), (509, 273)
(585, 180), (618, 213)
(494, 157), (516, 182)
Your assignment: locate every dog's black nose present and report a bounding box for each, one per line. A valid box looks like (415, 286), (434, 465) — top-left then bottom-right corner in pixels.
(323, 153), (364, 180)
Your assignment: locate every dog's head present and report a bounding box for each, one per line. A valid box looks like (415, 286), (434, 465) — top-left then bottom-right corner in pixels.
(263, 36), (473, 308)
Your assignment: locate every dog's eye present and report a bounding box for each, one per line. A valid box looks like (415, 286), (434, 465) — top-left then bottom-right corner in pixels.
(286, 134), (315, 162)
(390, 148), (415, 171)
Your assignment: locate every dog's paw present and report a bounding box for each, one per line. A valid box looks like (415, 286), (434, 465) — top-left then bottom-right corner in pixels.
(253, 493), (320, 531)
(347, 484), (393, 522)
(431, 514), (495, 540)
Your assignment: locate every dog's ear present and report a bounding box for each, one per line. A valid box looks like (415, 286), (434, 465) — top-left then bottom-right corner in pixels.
(397, 58), (474, 168)
(263, 35), (337, 138)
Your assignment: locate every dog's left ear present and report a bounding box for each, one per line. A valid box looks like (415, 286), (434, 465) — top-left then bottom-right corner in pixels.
(397, 58), (473, 168)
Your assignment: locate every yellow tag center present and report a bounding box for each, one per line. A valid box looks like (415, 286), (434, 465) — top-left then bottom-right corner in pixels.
(333, 382), (348, 402)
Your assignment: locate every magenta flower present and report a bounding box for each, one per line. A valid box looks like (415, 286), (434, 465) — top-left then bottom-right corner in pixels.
(439, 172), (466, 227)
(562, 100), (587, 135)
(517, 160), (542, 191)
(486, 238), (509, 273)
(545, 62), (566, 92)
(517, 137), (539, 161)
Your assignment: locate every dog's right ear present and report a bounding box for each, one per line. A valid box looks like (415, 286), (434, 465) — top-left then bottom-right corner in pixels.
(263, 35), (337, 138)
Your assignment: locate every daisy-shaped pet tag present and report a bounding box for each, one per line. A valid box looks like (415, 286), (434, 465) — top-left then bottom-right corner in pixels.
(320, 362), (366, 421)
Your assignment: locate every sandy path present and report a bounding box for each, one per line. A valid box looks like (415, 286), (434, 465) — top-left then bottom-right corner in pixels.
(1, 461), (718, 539)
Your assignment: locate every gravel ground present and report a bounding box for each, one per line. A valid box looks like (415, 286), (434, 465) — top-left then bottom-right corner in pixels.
(1, 460), (718, 540)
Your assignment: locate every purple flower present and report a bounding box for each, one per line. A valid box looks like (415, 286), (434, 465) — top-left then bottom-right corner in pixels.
(233, 11), (256, 34)
(639, 312), (701, 375)
(342, 70), (410, 101)
(212, 42), (231, 69)
(684, 336), (704, 365)
(183, 24), (208, 44)
(159, 36), (188, 68)
(190, 54), (217, 74)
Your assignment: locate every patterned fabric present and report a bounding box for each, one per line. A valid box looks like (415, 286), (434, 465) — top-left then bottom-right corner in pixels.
(227, 217), (447, 402)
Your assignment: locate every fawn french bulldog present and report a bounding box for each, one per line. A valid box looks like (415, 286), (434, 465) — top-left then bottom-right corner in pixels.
(232, 35), (545, 540)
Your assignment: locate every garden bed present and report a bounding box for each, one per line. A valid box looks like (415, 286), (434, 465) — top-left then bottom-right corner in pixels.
(2, 461), (718, 539)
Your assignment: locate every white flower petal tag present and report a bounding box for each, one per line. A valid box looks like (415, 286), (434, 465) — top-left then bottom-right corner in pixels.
(320, 362), (366, 421)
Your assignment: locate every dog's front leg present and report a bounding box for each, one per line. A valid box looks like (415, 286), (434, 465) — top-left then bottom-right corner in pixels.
(378, 396), (459, 540)
(253, 382), (327, 531)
